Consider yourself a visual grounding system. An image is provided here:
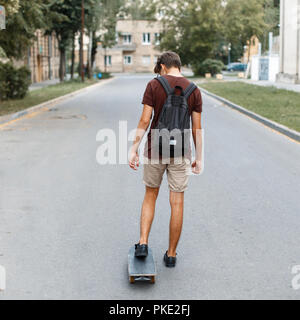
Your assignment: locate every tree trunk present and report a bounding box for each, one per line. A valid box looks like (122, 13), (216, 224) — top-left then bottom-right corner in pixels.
(59, 48), (66, 82)
(104, 47), (107, 73)
(78, 37), (82, 75)
(87, 30), (93, 79)
(91, 31), (97, 72)
(80, 0), (85, 82)
(71, 33), (75, 80)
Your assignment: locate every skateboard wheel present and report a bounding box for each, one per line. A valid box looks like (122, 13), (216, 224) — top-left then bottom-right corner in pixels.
(129, 276), (135, 284)
(150, 276), (155, 284)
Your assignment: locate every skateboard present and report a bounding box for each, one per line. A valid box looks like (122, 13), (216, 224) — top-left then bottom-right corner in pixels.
(128, 246), (156, 284)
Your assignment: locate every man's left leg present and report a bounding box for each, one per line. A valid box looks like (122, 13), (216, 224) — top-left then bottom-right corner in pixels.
(139, 186), (160, 245)
(137, 160), (165, 254)
(135, 186), (159, 257)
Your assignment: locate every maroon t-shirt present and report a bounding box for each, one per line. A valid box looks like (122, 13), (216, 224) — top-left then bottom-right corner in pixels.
(141, 74), (203, 159)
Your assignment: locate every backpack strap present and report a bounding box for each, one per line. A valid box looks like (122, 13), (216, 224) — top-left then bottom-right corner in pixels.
(155, 76), (174, 95)
(183, 82), (197, 99)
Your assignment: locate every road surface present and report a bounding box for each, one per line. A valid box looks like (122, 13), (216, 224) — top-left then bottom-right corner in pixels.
(0, 74), (300, 299)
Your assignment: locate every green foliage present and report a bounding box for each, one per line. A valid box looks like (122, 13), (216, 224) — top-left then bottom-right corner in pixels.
(98, 0), (124, 48)
(0, 0), (19, 14)
(0, 45), (6, 58)
(99, 72), (111, 79)
(261, 0), (280, 53)
(192, 59), (224, 76)
(94, 67), (111, 79)
(0, 78), (97, 116)
(158, 0), (224, 66)
(224, 0), (268, 62)
(150, 0), (276, 66)
(0, 0), (49, 59)
(0, 61), (31, 100)
(118, 0), (156, 20)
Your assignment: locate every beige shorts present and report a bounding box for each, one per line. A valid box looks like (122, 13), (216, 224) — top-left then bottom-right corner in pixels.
(143, 157), (191, 192)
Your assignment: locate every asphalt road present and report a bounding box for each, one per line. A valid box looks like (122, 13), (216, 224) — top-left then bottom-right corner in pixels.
(0, 74), (300, 300)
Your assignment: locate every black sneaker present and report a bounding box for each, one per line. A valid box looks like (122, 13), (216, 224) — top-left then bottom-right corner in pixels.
(135, 243), (148, 258)
(164, 251), (176, 267)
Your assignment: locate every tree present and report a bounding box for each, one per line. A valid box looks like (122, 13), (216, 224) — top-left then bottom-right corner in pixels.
(94, 0), (123, 74)
(46, 0), (80, 82)
(157, 0), (224, 70)
(261, 0), (280, 53)
(0, 0), (48, 59)
(224, 0), (267, 63)
(118, 0), (156, 20)
(0, 0), (19, 14)
(85, 0), (102, 78)
(66, 0), (82, 80)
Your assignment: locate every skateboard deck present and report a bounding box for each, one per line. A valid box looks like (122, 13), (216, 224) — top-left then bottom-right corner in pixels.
(128, 246), (156, 284)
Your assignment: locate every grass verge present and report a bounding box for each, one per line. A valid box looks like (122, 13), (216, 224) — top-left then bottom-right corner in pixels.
(0, 78), (99, 117)
(199, 81), (300, 132)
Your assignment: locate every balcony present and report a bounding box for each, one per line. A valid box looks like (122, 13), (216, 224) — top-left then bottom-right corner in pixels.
(115, 42), (137, 52)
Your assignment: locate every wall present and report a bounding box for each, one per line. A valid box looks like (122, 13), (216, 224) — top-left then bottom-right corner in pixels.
(251, 55), (279, 82)
(277, 0), (300, 83)
(251, 56), (259, 81)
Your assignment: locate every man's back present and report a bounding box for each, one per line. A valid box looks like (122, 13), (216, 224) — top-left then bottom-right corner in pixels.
(142, 74), (203, 159)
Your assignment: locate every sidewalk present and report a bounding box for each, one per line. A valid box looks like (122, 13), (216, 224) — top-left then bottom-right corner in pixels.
(29, 74), (74, 91)
(241, 79), (300, 93)
(29, 78), (60, 91)
(222, 73), (300, 93)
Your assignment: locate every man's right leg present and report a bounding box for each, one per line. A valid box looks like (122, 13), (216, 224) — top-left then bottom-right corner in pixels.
(139, 186), (160, 245)
(168, 191), (184, 257)
(164, 158), (189, 265)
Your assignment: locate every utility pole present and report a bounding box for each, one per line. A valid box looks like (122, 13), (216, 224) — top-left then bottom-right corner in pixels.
(80, 0), (85, 82)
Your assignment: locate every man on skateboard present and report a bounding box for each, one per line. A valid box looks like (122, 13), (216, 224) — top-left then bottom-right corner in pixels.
(129, 51), (203, 268)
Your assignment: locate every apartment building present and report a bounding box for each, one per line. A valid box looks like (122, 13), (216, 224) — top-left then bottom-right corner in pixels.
(14, 30), (60, 83)
(29, 30), (60, 83)
(96, 20), (162, 73)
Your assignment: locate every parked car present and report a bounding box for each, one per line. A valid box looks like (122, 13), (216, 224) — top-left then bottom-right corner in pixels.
(227, 62), (247, 72)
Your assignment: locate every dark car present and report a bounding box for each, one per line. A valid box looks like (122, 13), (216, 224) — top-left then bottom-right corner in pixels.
(227, 62), (247, 72)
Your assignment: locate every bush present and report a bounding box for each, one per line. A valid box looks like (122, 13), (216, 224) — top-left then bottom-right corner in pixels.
(100, 72), (111, 79)
(192, 59), (225, 76)
(0, 62), (31, 101)
(94, 67), (111, 80)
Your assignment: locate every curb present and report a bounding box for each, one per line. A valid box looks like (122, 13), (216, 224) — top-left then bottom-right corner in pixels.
(0, 77), (115, 126)
(199, 87), (300, 143)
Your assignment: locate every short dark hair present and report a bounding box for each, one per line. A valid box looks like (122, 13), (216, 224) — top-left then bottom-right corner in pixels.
(154, 51), (182, 74)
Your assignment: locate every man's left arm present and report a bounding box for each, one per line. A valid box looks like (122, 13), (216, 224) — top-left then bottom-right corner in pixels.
(129, 105), (153, 170)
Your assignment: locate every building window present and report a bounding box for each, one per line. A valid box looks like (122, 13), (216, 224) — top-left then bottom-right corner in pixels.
(123, 34), (132, 44)
(142, 55), (151, 65)
(142, 33), (151, 45)
(124, 55), (132, 65)
(104, 55), (112, 66)
(154, 33), (160, 45)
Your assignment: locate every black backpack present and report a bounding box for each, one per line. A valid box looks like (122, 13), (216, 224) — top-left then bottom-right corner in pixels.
(153, 76), (197, 158)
